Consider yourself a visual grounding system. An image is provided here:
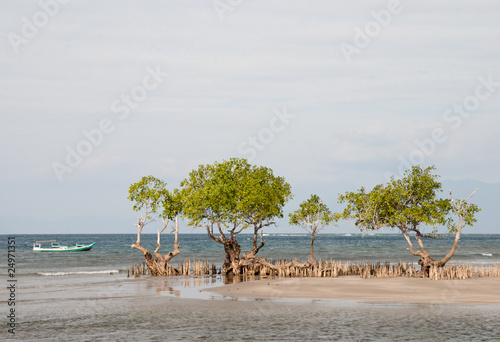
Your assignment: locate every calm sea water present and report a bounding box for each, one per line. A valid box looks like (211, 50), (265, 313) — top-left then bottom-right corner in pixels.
(7, 233), (500, 276)
(2, 234), (500, 341)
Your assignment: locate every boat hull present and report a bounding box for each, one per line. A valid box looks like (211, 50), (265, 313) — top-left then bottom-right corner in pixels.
(33, 242), (95, 252)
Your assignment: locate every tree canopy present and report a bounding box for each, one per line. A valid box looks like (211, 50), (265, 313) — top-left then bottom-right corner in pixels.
(128, 175), (181, 221)
(339, 166), (478, 235)
(338, 165), (480, 274)
(180, 158), (293, 274)
(181, 158), (292, 235)
(289, 194), (336, 234)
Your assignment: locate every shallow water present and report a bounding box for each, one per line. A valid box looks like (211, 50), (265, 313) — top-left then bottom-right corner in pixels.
(6, 234), (500, 277)
(3, 234), (500, 341)
(7, 274), (500, 341)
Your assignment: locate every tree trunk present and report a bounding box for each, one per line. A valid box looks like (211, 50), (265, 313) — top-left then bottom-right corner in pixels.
(401, 189), (477, 277)
(131, 216), (180, 276)
(417, 254), (438, 277)
(401, 229), (434, 277)
(239, 226), (266, 272)
(310, 235), (315, 264)
(221, 239), (242, 276)
(206, 223), (269, 277)
(245, 225), (265, 258)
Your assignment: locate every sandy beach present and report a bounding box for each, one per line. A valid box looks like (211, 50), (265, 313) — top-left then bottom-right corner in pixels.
(206, 276), (500, 305)
(11, 274), (500, 341)
(10, 232), (500, 340)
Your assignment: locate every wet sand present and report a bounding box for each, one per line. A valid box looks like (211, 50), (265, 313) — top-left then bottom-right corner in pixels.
(206, 276), (500, 305)
(14, 274), (500, 341)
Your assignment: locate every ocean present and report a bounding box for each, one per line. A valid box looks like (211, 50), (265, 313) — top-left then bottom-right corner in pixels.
(10, 233), (500, 276)
(2, 233), (500, 341)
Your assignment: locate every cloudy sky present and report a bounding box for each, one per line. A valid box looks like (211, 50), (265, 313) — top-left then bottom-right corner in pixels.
(1, 1), (499, 234)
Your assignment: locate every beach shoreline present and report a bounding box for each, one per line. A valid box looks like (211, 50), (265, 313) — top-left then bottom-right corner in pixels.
(11, 273), (500, 341)
(205, 276), (500, 305)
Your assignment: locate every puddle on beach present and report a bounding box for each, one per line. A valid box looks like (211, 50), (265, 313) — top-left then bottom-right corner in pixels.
(146, 275), (477, 309)
(150, 275), (226, 300)
(148, 275), (357, 306)
(148, 275), (300, 302)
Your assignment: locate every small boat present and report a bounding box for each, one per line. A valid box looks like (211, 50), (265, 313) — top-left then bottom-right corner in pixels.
(33, 240), (95, 252)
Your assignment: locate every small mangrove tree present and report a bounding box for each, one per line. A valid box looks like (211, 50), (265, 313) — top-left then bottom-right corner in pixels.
(128, 176), (182, 275)
(289, 194), (337, 263)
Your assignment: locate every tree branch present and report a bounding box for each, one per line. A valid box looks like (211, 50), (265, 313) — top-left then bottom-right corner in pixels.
(243, 225), (266, 259)
(400, 228), (425, 258)
(154, 219), (169, 260)
(438, 189), (478, 266)
(205, 222), (226, 244)
(233, 224), (247, 236)
(413, 234), (429, 255)
(163, 216), (180, 263)
(131, 216), (149, 256)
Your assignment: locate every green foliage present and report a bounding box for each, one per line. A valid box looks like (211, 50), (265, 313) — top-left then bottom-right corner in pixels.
(451, 196), (481, 232)
(289, 194), (336, 234)
(128, 176), (181, 221)
(180, 158), (293, 231)
(338, 166), (480, 235)
(240, 163), (292, 227)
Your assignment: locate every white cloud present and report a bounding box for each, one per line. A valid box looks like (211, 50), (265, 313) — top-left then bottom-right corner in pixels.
(1, 1), (499, 227)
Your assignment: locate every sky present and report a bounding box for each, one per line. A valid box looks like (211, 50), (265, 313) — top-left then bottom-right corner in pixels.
(1, 0), (499, 234)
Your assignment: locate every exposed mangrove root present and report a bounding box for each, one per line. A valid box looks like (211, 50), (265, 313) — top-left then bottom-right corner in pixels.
(428, 264), (500, 280)
(239, 259), (417, 279)
(128, 259), (500, 280)
(128, 262), (150, 278)
(129, 260), (220, 278)
(131, 216), (181, 276)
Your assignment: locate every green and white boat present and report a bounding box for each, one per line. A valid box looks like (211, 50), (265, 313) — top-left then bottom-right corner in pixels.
(33, 240), (95, 252)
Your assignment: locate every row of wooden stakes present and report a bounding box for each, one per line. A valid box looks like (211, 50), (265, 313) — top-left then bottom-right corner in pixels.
(128, 259), (500, 280)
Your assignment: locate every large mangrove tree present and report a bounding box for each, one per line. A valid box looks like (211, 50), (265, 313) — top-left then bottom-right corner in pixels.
(339, 165), (480, 276)
(180, 158), (293, 275)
